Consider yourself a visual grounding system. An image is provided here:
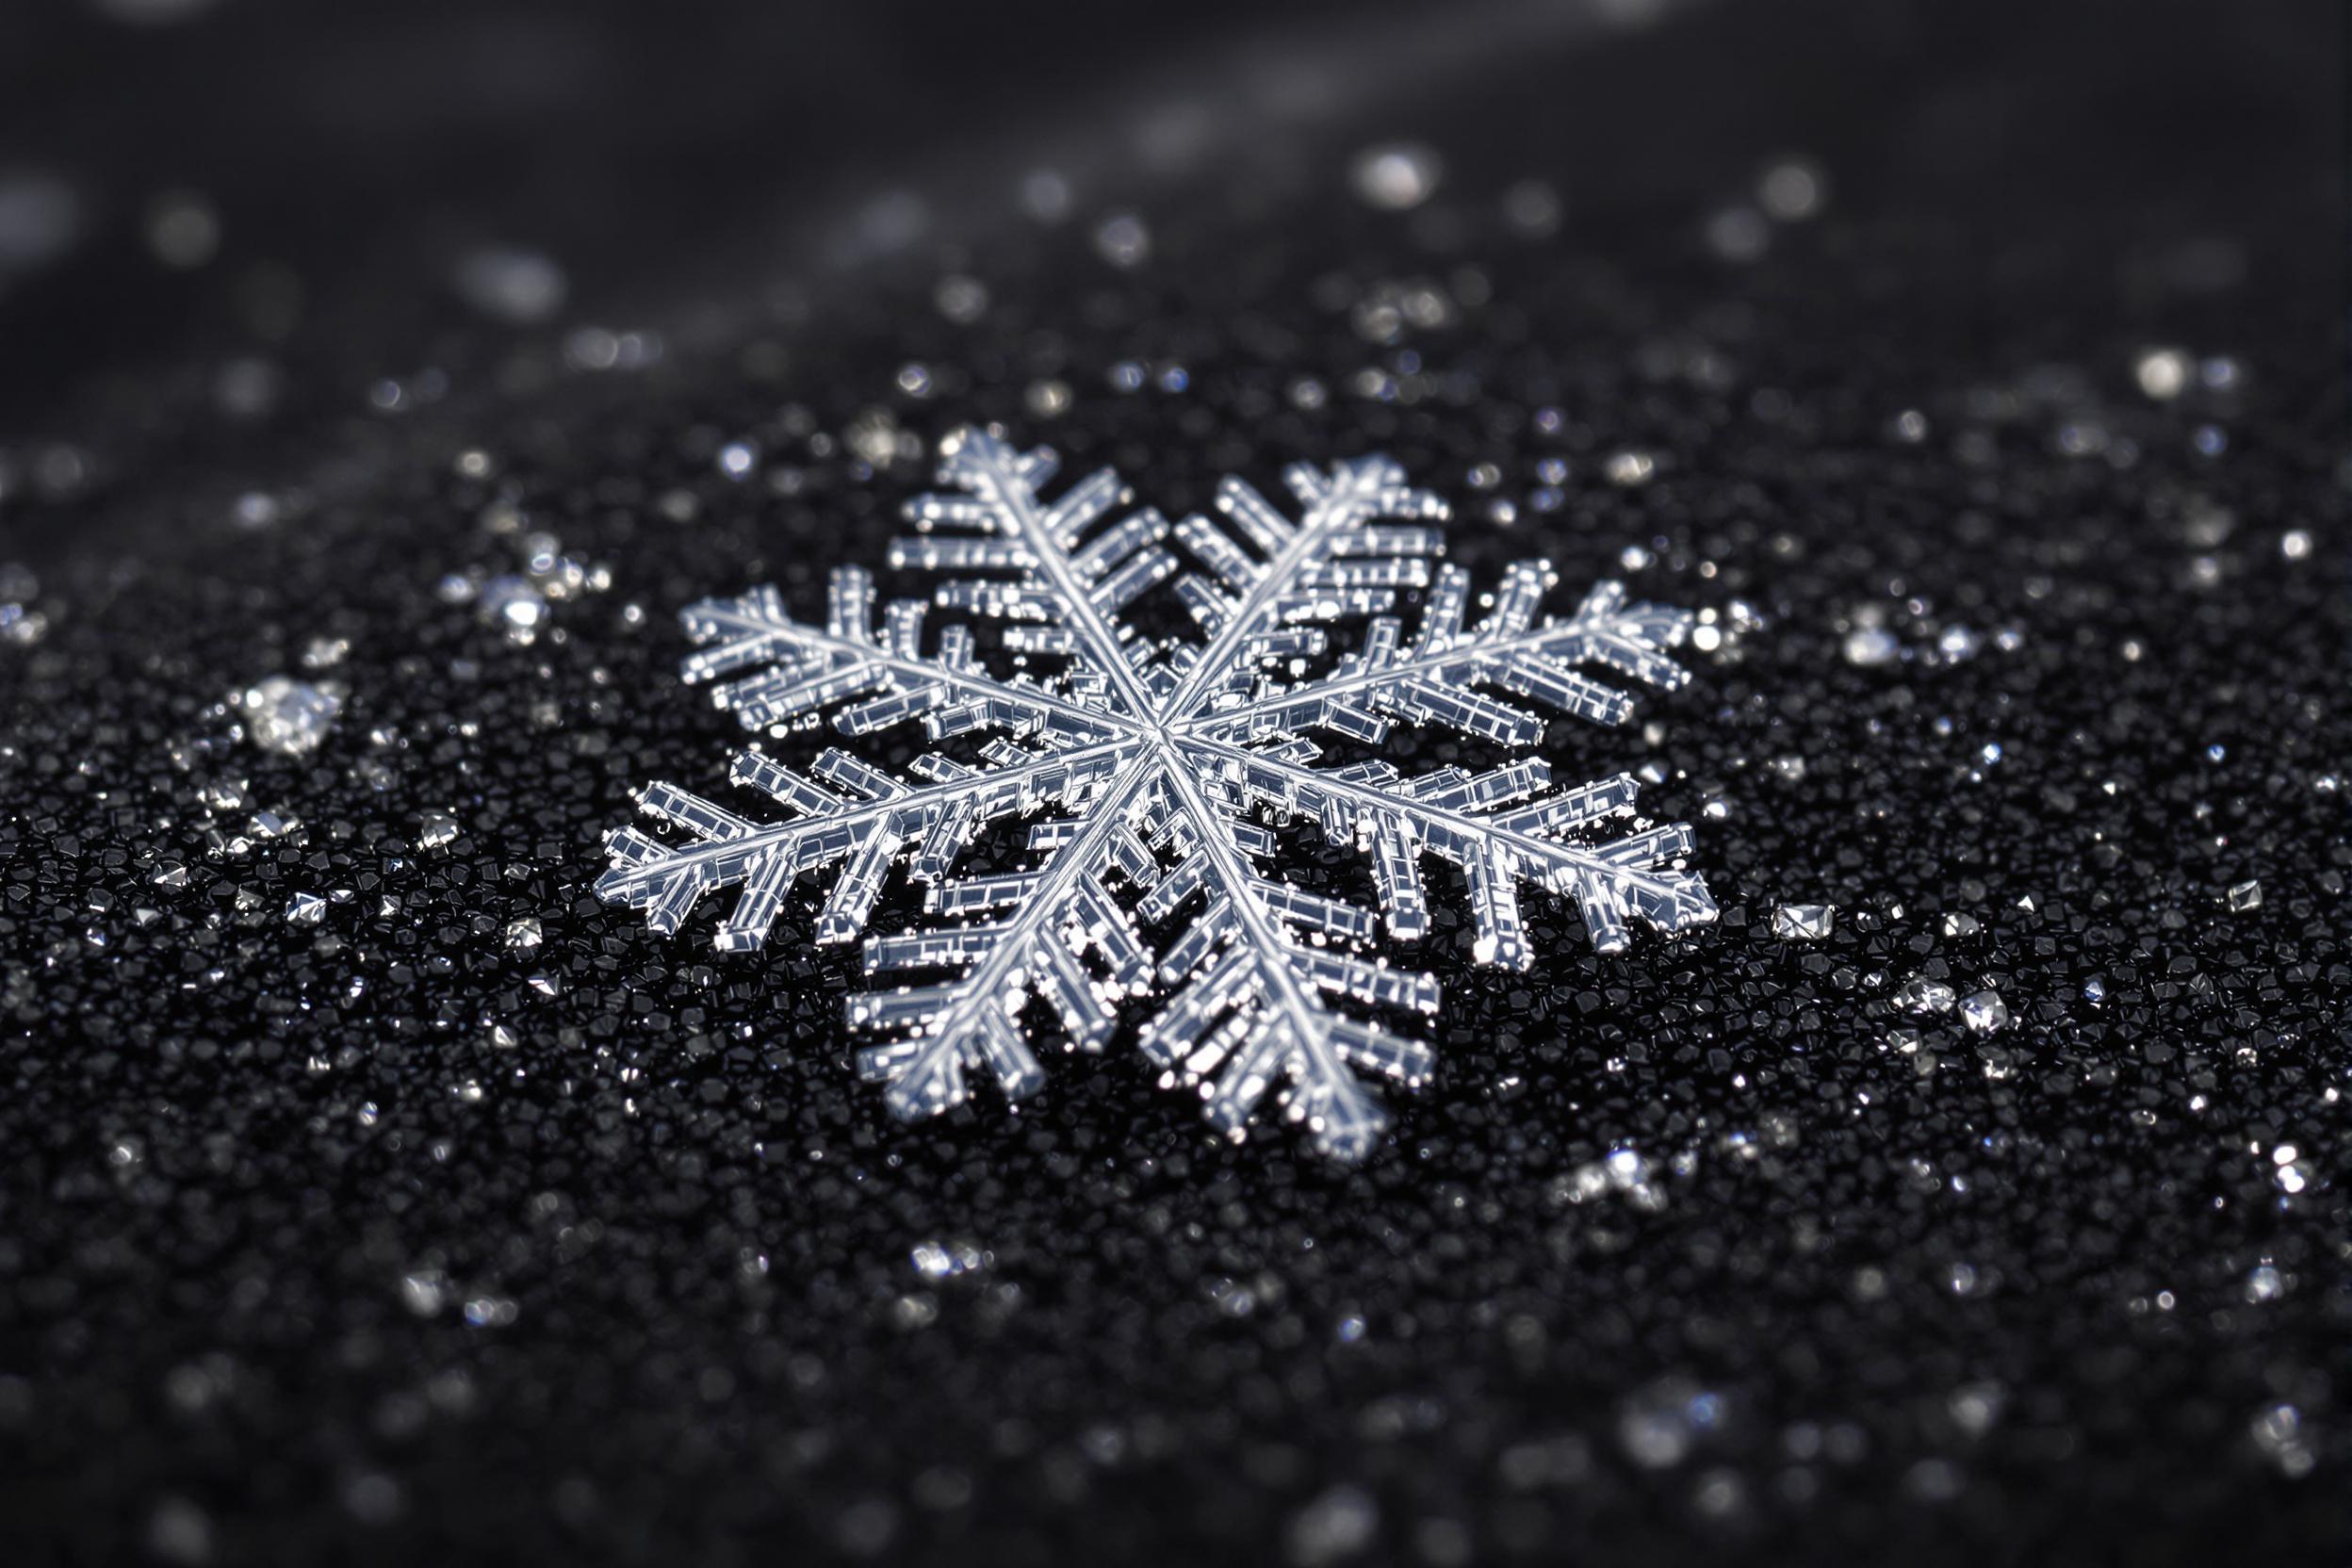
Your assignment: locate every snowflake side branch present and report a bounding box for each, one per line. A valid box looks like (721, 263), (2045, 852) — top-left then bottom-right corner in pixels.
(1185, 575), (1692, 745)
(679, 582), (1131, 746)
(597, 739), (1134, 953)
(1134, 762), (1440, 1161)
(1163, 456), (1451, 721)
(1185, 736), (1718, 965)
(847, 762), (1157, 1121)
(902, 429), (1164, 720)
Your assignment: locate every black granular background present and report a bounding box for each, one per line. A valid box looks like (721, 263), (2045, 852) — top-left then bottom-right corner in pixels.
(0, 2), (2344, 1562)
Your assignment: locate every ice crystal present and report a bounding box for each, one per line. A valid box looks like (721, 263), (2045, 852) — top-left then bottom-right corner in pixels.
(1772, 904), (1835, 941)
(1959, 989), (2011, 1034)
(236, 676), (342, 756)
(1895, 976), (1957, 1015)
(597, 429), (1718, 1159)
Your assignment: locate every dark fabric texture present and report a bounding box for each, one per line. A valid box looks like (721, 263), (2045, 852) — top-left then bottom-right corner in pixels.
(0, 2), (2343, 1562)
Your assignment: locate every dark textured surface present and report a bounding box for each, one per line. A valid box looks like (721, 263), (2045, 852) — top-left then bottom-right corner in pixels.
(1, 2), (2344, 1562)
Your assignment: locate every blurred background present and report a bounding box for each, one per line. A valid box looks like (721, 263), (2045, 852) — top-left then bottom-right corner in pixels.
(0, 0), (2329, 468)
(0, 2), (2342, 1564)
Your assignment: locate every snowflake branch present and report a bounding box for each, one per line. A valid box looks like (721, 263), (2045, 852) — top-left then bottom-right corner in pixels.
(903, 429), (1165, 721)
(679, 581), (1132, 746)
(848, 762), (1157, 1121)
(1137, 761), (1439, 1162)
(1163, 455), (1449, 720)
(1184, 736), (1718, 963)
(597, 739), (1135, 953)
(1184, 575), (1692, 745)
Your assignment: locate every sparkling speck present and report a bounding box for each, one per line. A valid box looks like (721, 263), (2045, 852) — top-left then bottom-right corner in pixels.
(236, 676), (341, 756)
(909, 1239), (987, 1280)
(2133, 346), (2192, 400)
(1091, 211), (1152, 269)
(1285, 1482), (1380, 1566)
(1772, 904), (1836, 941)
(144, 189), (220, 270)
(844, 408), (906, 466)
(1023, 379), (1072, 418)
(144, 1497), (213, 1566)
(1843, 628), (1901, 667)
(1618, 1376), (1722, 1469)
(0, 600), (48, 647)
(2250, 1404), (2314, 1478)
(400, 1270), (450, 1315)
(1705, 204), (1770, 262)
(1757, 157), (1827, 221)
(1348, 141), (1443, 211)
(1948, 1382), (2006, 1437)
(1603, 449), (1656, 486)
(463, 1295), (518, 1328)
(477, 575), (548, 636)
(934, 274), (988, 323)
(1017, 168), (1071, 224)
(1959, 989), (2010, 1034)
(1895, 977), (1957, 1015)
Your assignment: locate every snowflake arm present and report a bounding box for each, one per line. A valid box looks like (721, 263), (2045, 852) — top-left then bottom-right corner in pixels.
(847, 763), (1160, 1121)
(1166, 553), (1713, 969)
(1136, 762), (1440, 1162)
(894, 431), (1169, 712)
(594, 436), (1157, 948)
(1159, 454), (1449, 708)
(1185, 737), (1717, 963)
(596, 738), (1134, 951)
(1186, 571), (1695, 745)
(676, 580), (1128, 745)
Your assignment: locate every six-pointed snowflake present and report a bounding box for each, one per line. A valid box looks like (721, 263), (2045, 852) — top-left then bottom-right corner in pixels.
(597, 428), (1717, 1160)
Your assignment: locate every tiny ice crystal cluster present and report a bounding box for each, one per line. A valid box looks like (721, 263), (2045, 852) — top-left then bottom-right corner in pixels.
(598, 429), (1718, 1159)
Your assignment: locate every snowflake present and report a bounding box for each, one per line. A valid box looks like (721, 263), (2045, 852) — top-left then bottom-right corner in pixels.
(598, 429), (1717, 1160)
